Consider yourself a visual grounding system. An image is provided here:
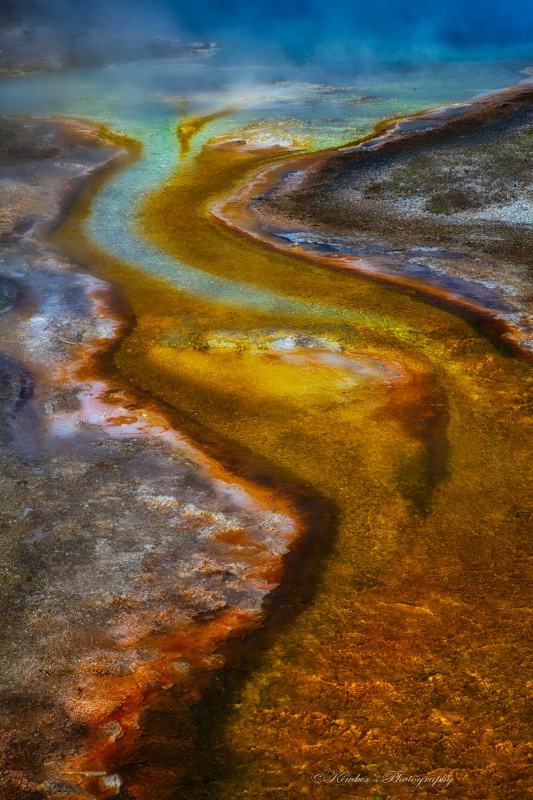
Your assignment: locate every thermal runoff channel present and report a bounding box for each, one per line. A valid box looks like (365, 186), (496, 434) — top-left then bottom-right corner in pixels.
(0, 2), (532, 799)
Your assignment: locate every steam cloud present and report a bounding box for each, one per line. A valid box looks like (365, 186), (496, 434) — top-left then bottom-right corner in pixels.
(2, 0), (533, 67)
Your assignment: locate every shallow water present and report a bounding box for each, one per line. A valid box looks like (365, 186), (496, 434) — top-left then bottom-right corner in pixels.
(2, 54), (533, 798)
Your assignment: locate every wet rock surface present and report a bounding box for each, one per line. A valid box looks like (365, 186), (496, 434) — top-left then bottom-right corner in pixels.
(0, 352), (32, 442)
(240, 85), (533, 353)
(0, 118), (298, 798)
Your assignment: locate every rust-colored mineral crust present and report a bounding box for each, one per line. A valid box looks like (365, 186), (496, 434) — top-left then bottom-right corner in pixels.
(0, 118), (300, 799)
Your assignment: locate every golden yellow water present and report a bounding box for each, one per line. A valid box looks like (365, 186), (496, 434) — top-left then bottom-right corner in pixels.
(51, 116), (533, 799)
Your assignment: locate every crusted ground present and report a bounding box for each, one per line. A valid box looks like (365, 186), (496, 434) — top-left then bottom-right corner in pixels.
(0, 118), (297, 800)
(249, 88), (533, 347)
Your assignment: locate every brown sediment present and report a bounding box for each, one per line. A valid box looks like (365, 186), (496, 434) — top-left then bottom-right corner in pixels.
(0, 116), (312, 800)
(130, 92), (533, 800)
(211, 80), (533, 357)
(178, 108), (238, 157)
(44, 109), (462, 797)
(4, 75), (532, 800)
(211, 181), (522, 355)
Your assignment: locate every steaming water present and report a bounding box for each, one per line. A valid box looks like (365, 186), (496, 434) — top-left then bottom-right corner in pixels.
(0, 55), (530, 314)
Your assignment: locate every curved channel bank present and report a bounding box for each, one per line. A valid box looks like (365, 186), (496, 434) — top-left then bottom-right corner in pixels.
(0, 117), (318, 800)
(212, 80), (533, 358)
(46, 86), (533, 799)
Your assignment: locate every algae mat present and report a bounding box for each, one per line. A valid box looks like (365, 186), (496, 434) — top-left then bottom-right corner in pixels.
(47, 102), (533, 799)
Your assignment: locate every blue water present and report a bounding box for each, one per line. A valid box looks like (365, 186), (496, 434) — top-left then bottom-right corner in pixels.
(0, 55), (531, 319)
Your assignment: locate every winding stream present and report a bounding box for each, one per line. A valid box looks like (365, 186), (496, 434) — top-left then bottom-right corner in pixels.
(1, 55), (532, 798)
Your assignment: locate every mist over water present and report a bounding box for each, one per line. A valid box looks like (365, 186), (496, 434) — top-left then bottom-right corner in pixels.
(6, 0), (533, 70)
(3, 1), (532, 296)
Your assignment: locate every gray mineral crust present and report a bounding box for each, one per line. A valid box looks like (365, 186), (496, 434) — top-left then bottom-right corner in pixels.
(0, 117), (296, 799)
